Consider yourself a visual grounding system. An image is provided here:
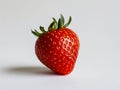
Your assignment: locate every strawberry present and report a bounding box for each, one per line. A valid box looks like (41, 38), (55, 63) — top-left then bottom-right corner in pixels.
(32, 15), (80, 75)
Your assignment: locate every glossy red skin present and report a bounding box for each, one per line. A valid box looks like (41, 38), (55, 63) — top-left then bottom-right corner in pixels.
(35, 28), (80, 75)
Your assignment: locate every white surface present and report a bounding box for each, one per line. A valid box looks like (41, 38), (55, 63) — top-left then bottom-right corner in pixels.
(0, 0), (120, 90)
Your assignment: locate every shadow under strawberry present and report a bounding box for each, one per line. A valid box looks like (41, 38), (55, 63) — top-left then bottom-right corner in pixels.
(4, 66), (57, 76)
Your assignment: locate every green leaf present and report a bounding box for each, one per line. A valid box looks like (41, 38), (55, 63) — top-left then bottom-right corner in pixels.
(52, 18), (58, 29)
(52, 17), (57, 25)
(48, 21), (55, 31)
(31, 14), (72, 37)
(31, 30), (40, 37)
(60, 14), (65, 24)
(58, 18), (64, 29)
(64, 16), (72, 28)
(40, 26), (46, 33)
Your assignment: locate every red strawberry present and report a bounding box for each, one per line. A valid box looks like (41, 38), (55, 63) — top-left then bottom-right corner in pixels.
(32, 15), (80, 75)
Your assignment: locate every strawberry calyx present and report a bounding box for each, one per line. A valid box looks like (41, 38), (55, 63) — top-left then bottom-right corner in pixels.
(31, 26), (46, 37)
(31, 14), (72, 37)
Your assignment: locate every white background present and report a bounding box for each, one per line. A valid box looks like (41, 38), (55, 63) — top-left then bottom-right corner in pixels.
(0, 0), (120, 90)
